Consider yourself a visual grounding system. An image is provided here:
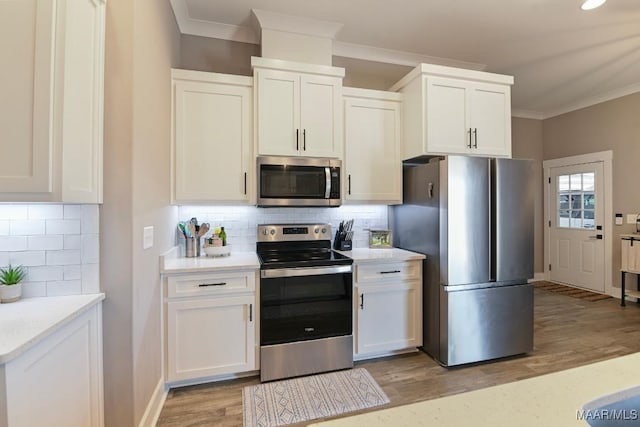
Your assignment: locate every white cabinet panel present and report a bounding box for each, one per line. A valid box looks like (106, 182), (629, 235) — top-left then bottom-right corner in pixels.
(1, 303), (104, 427)
(0, 0), (54, 193)
(255, 69), (299, 156)
(392, 63), (513, 159)
(426, 78), (469, 155)
(344, 89), (402, 204)
(172, 71), (253, 204)
(167, 296), (256, 382)
(0, 0), (105, 202)
(355, 281), (421, 356)
(300, 75), (341, 157)
(253, 59), (343, 159)
(353, 259), (422, 359)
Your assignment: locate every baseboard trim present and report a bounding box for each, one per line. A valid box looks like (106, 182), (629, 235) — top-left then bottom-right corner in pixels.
(138, 377), (168, 427)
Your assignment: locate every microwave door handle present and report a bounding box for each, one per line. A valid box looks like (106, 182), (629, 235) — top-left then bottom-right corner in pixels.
(325, 167), (331, 199)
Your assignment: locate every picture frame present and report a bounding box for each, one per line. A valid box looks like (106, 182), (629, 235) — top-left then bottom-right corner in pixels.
(369, 229), (392, 248)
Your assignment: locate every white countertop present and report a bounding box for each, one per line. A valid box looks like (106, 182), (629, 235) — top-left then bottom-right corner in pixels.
(310, 352), (640, 427)
(0, 294), (105, 364)
(161, 251), (260, 274)
(336, 248), (425, 263)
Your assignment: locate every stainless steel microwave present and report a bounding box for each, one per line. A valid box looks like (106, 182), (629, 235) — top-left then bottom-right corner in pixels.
(257, 156), (342, 207)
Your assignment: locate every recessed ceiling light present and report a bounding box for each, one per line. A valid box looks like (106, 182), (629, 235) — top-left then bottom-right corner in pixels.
(581, 0), (607, 10)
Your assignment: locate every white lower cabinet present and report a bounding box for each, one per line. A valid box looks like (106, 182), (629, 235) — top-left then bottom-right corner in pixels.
(353, 260), (423, 359)
(165, 270), (258, 384)
(0, 303), (104, 427)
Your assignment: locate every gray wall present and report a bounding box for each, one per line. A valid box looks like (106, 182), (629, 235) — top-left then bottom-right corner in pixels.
(180, 35), (259, 75)
(103, 0), (180, 425)
(543, 92), (640, 290)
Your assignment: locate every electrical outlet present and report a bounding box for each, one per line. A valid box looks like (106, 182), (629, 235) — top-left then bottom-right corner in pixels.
(627, 214), (639, 224)
(143, 226), (154, 249)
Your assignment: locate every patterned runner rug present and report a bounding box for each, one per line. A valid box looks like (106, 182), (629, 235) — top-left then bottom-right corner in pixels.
(534, 281), (612, 301)
(243, 368), (389, 427)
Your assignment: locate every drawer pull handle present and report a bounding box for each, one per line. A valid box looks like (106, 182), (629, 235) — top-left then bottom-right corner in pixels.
(379, 270), (401, 274)
(198, 282), (227, 287)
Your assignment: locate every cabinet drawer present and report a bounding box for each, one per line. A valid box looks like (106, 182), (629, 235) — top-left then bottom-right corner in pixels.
(167, 270), (256, 298)
(355, 261), (421, 284)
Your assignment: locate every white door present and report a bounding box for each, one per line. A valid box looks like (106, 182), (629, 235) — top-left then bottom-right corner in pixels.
(549, 162), (605, 292)
(344, 96), (401, 203)
(173, 79), (252, 203)
(469, 82), (511, 157)
(299, 74), (341, 158)
(426, 77), (469, 154)
(355, 282), (421, 355)
(256, 69), (300, 156)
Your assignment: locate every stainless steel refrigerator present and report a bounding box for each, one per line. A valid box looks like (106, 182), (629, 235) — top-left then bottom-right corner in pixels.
(390, 156), (535, 367)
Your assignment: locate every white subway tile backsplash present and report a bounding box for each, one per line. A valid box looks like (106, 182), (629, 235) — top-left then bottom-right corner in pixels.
(177, 205), (389, 252)
(28, 205), (63, 220)
(63, 205), (82, 219)
(47, 250), (81, 266)
(81, 205), (99, 234)
(0, 205), (28, 220)
(63, 265), (82, 280)
(64, 235), (81, 250)
(46, 219), (81, 235)
(0, 204), (100, 298)
(0, 236), (28, 252)
(46, 280), (82, 296)
(81, 234), (99, 264)
(10, 220), (46, 236)
(28, 235), (64, 251)
(81, 263), (100, 294)
(27, 266), (64, 282)
(9, 251), (46, 267)
(21, 281), (47, 298)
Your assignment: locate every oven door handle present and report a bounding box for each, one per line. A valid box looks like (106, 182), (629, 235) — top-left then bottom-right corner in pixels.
(261, 265), (352, 279)
(325, 167), (331, 199)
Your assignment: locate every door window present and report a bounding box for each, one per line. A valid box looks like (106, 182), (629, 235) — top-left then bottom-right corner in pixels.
(557, 172), (595, 229)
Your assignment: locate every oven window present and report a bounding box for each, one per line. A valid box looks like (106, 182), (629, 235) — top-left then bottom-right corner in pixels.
(260, 272), (352, 345)
(260, 165), (327, 199)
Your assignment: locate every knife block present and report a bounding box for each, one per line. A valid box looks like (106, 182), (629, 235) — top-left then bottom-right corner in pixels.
(333, 229), (352, 251)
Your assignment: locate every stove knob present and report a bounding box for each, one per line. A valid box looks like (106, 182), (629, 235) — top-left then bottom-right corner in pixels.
(314, 227), (320, 234)
(321, 227), (327, 234)
(269, 229), (276, 236)
(262, 229), (268, 236)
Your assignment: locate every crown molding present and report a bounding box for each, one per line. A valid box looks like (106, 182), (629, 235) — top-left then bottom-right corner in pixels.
(170, 0), (259, 44)
(251, 9), (343, 39)
(511, 109), (545, 120)
(541, 82), (640, 119)
(334, 41), (487, 71)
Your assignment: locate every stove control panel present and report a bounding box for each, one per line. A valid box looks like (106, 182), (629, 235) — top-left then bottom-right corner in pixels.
(257, 224), (332, 242)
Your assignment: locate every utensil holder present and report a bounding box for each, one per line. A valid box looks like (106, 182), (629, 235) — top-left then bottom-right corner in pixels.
(185, 237), (201, 258)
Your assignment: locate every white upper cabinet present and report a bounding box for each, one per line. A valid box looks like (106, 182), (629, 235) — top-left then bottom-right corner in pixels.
(343, 88), (402, 204)
(252, 57), (344, 158)
(172, 70), (253, 204)
(391, 63), (513, 159)
(0, 0), (105, 203)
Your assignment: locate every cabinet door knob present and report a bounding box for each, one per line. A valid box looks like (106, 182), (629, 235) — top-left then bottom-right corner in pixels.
(468, 128), (472, 148)
(348, 174), (352, 195)
(473, 128), (478, 148)
(296, 129), (299, 151)
(360, 293), (364, 309)
(249, 303), (253, 322)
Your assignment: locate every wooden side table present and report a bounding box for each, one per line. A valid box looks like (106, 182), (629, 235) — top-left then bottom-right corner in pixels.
(621, 234), (640, 307)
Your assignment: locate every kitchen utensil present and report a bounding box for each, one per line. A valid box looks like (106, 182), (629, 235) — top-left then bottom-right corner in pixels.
(198, 223), (210, 238)
(185, 237), (200, 257)
(187, 222), (196, 239)
(177, 223), (187, 238)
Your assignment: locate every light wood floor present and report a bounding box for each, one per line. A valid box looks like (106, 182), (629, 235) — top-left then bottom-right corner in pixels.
(157, 289), (640, 426)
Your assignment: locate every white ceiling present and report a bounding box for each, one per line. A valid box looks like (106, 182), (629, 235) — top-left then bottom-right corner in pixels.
(171, 0), (640, 119)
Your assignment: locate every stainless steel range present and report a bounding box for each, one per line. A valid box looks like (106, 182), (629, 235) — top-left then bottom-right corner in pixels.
(257, 224), (354, 382)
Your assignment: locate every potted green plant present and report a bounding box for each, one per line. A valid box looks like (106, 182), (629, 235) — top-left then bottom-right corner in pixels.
(0, 265), (27, 303)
